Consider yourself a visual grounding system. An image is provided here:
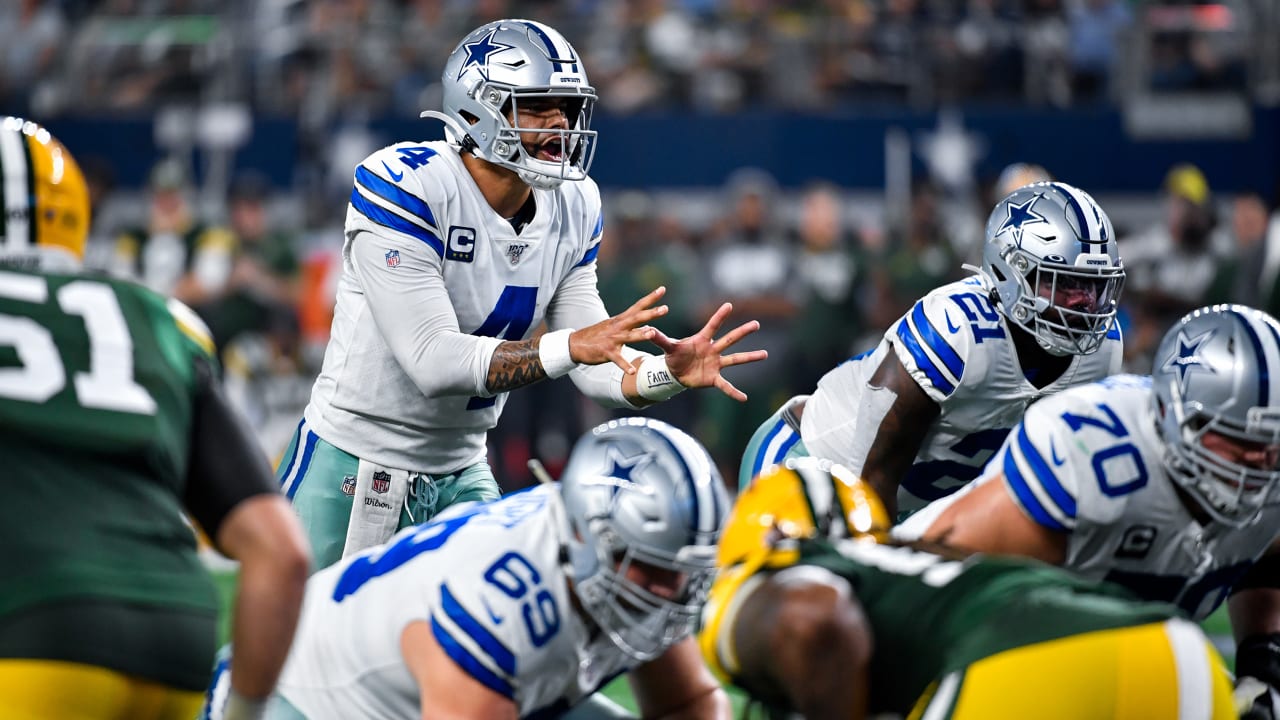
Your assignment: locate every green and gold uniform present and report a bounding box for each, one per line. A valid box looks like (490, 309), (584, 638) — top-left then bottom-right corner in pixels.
(703, 537), (1237, 719)
(0, 268), (222, 692)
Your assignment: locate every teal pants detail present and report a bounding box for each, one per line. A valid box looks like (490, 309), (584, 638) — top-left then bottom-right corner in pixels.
(738, 399), (810, 491)
(275, 420), (500, 572)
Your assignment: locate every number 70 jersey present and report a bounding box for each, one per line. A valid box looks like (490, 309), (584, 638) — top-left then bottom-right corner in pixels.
(275, 484), (635, 719)
(901, 375), (1280, 620)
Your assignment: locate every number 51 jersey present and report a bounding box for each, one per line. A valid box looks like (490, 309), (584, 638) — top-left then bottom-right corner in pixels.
(0, 268), (220, 627)
(901, 375), (1280, 620)
(276, 484), (635, 719)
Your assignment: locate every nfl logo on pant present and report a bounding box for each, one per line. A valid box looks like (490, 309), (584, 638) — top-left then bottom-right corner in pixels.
(371, 471), (392, 494)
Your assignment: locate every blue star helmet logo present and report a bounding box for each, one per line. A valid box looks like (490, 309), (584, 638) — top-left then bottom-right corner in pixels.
(597, 446), (655, 496)
(458, 28), (516, 79)
(998, 194), (1049, 247)
(1160, 329), (1217, 394)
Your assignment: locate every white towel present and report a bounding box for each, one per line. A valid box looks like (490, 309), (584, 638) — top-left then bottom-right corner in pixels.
(342, 460), (410, 558)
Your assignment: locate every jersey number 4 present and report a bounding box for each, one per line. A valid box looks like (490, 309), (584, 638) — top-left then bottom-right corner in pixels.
(0, 276), (157, 414)
(467, 285), (539, 411)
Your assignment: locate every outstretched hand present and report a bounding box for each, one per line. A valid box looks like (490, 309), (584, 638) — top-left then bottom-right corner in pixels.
(651, 302), (768, 402)
(570, 286), (669, 373)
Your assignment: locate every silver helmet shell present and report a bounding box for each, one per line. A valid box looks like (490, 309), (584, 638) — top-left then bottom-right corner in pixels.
(559, 417), (728, 661)
(423, 19), (597, 189)
(981, 181), (1125, 356)
(1152, 305), (1280, 526)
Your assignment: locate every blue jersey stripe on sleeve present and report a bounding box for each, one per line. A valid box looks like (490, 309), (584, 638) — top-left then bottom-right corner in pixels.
(1106, 322), (1121, 340)
(910, 303), (964, 380)
(1014, 425), (1077, 520)
(350, 188), (444, 257)
(896, 321), (956, 395)
(440, 585), (516, 676)
(574, 242), (600, 268)
(591, 212), (604, 239)
(355, 165), (438, 230)
(1003, 448), (1069, 532)
(430, 615), (515, 699)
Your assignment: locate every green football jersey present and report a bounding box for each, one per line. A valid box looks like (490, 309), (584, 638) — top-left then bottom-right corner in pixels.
(796, 538), (1179, 715)
(0, 267), (219, 621)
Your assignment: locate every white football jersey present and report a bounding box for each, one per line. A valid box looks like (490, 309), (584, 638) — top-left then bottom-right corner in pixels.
(305, 141), (606, 472)
(801, 276), (1122, 515)
(276, 484), (635, 719)
(899, 375), (1280, 621)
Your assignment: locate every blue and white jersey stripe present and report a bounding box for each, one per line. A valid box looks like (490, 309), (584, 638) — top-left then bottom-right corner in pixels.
(431, 584), (517, 697)
(351, 164), (443, 256)
(1002, 424), (1077, 532)
(895, 300), (964, 397)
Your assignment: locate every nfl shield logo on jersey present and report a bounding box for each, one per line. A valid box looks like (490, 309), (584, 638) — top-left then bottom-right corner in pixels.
(341, 475), (357, 496)
(385, 249), (401, 268)
(371, 470), (392, 494)
(506, 243), (528, 265)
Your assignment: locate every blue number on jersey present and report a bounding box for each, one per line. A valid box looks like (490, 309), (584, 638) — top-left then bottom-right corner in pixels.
(900, 428), (1011, 502)
(466, 285), (540, 410)
(332, 489), (545, 601)
(396, 145), (438, 169)
(1103, 560), (1253, 618)
(485, 552), (561, 647)
(949, 292), (1006, 343)
(1061, 403), (1149, 497)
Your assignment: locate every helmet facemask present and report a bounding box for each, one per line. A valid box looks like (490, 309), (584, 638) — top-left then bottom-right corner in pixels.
(558, 417), (728, 663)
(426, 19), (598, 189)
(997, 247), (1126, 356)
(980, 182), (1125, 357)
(1151, 305), (1280, 526)
(571, 519), (718, 661)
(1157, 386), (1280, 527)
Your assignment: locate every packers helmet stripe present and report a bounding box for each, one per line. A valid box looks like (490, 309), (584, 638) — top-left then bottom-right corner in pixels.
(0, 121), (31, 252)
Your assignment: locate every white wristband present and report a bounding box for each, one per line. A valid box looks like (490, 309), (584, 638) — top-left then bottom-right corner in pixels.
(539, 328), (577, 379)
(636, 355), (687, 402)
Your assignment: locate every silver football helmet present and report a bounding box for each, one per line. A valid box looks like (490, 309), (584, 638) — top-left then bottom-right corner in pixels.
(422, 19), (597, 189)
(1152, 305), (1280, 526)
(980, 181), (1125, 356)
(559, 417), (729, 661)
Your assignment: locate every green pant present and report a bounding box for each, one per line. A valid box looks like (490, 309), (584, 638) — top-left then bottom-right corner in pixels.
(276, 420), (501, 571)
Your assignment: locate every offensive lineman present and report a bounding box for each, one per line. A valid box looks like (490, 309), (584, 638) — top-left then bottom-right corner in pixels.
(284, 18), (766, 569)
(899, 304), (1280, 718)
(207, 418), (731, 720)
(700, 458), (1236, 719)
(741, 182), (1125, 518)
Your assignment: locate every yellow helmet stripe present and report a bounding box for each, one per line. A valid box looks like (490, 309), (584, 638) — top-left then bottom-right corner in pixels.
(0, 120), (34, 253)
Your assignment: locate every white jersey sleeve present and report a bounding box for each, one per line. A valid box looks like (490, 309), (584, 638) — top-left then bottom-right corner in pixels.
(346, 145), (502, 398)
(889, 286), (996, 403)
(998, 393), (1087, 533)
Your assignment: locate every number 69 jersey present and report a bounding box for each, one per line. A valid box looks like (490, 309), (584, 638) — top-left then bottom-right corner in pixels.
(902, 375), (1280, 620)
(802, 276), (1121, 515)
(275, 484), (634, 720)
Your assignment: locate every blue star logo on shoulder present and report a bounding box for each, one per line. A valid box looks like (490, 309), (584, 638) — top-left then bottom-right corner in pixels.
(999, 195), (1049, 246)
(1161, 330), (1217, 394)
(458, 28), (515, 79)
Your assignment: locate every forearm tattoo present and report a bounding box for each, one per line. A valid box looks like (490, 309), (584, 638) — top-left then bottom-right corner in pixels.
(486, 339), (548, 393)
